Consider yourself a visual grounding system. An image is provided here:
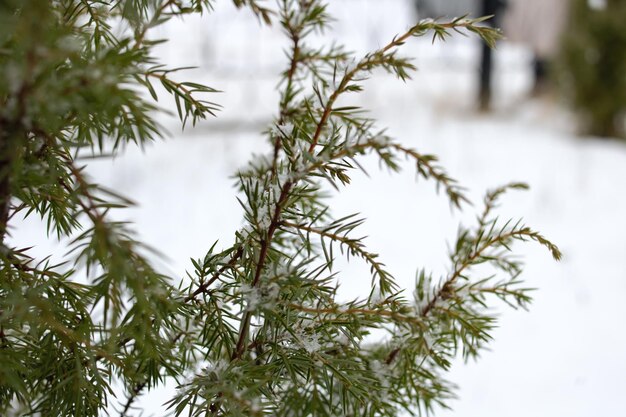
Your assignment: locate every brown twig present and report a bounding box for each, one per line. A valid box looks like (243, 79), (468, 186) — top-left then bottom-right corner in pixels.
(119, 380), (147, 417)
(133, 0), (178, 50)
(420, 227), (559, 317)
(231, 181), (293, 362)
(184, 247), (244, 303)
(306, 20), (486, 154)
(272, 20), (301, 180)
(288, 303), (424, 328)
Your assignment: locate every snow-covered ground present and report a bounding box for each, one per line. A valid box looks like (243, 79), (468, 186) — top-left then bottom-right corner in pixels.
(11, 1), (626, 415)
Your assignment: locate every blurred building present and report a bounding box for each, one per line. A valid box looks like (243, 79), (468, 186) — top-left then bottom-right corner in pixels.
(414, 0), (508, 110)
(414, 0), (481, 18)
(504, 0), (568, 59)
(503, 0), (569, 94)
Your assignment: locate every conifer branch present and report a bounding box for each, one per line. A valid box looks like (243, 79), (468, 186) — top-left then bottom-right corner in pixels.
(389, 143), (468, 207)
(119, 379), (148, 417)
(59, 153), (105, 225)
(288, 303), (425, 328)
(145, 71), (221, 126)
(421, 222), (561, 317)
(1, 2), (558, 416)
(478, 182), (529, 227)
(307, 17), (500, 152)
(232, 181), (293, 361)
(302, 138), (468, 207)
(185, 247), (244, 303)
(132, 0), (178, 50)
(280, 219), (397, 293)
(273, 7), (302, 178)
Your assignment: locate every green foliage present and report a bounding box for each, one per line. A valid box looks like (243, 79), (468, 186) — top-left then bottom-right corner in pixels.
(0, 1), (559, 416)
(558, 0), (626, 139)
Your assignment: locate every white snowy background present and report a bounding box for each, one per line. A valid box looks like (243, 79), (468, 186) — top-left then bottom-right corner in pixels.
(11, 1), (626, 416)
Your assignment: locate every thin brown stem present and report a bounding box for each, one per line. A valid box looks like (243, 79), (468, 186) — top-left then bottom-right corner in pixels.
(419, 228), (547, 317)
(184, 247), (244, 303)
(0, 146), (12, 244)
(0, 123), (15, 243)
(119, 380), (147, 417)
(273, 21), (301, 180)
(279, 36), (300, 123)
(288, 303), (424, 328)
(57, 154), (105, 226)
(0, 71), (32, 243)
(280, 220), (389, 285)
(133, 0), (178, 50)
(307, 20), (482, 153)
(306, 26), (416, 153)
(231, 181), (293, 361)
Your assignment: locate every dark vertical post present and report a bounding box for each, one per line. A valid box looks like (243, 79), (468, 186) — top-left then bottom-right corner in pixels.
(478, 0), (506, 111)
(0, 125), (13, 245)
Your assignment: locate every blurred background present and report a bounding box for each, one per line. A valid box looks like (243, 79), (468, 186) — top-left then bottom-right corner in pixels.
(12, 0), (626, 415)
